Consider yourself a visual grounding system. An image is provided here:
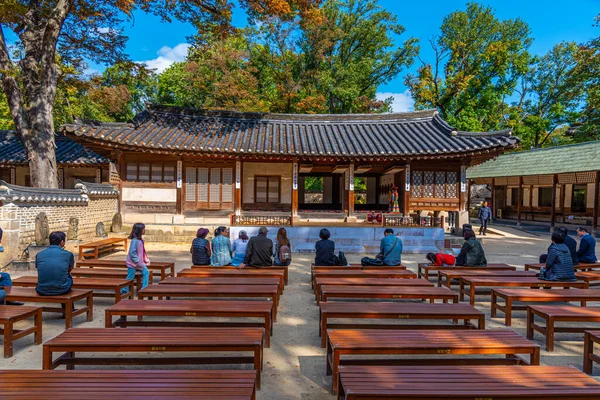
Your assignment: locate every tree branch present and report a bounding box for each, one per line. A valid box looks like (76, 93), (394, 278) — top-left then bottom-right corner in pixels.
(0, 24), (28, 133)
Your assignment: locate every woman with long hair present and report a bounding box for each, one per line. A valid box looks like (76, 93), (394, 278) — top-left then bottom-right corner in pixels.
(211, 226), (232, 266)
(190, 228), (211, 265)
(123, 223), (150, 292)
(273, 227), (292, 266)
(231, 230), (249, 267)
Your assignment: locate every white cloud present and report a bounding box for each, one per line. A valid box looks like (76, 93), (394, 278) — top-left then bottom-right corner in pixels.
(141, 43), (191, 73)
(376, 90), (415, 113)
(97, 27), (111, 34)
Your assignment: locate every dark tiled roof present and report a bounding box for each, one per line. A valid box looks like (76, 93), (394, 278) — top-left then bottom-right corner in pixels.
(62, 104), (519, 159)
(0, 180), (88, 203)
(74, 179), (119, 196)
(0, 131), (110, 166)
(468, 140), (600, 178)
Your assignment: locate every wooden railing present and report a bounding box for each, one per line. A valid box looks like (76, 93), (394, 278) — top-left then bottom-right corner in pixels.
(383, 215), (444, 228)
(231, 214), (292, 226)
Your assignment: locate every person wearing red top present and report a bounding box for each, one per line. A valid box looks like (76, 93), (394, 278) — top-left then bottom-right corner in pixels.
(426, 252), (456, 267)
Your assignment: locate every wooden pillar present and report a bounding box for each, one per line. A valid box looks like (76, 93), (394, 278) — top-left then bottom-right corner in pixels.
(235, 159), (242, 216)
(551, 174), (558, 231)
(466, 179), (472, 212)
(517, 177), (523, 226)
(491, 178), (497, 218)
(347, 164), (355, 220)
(176, 159), (183, 215)
(116, 150), (124, 214)
(594, 171), (600, 233)
(292, 161), (299, 222)
(459, 165), (467, 211)
(403, 164), (411, 216)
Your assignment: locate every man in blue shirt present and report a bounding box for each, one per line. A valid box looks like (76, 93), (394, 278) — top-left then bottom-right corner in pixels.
(36, 231), (74, 296)
(478, 201), (493, 236)
(379, 228), (403, 266)
(577, 227), (598, 264)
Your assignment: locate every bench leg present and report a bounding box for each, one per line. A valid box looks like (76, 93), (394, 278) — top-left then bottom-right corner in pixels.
(584, 332), (593, 374)
(459, 280), (465, 302)
(3, 321), (13, 358)
(526, 308), (534, 340)
(321, 315), (327, 348)
(34, 309), (43, 345)
(331, 350), (340, 394)
(66, 352), (75, 370)
(490, 291), (497, 318)
(65, 301), (73, 330)
(547, 318), (555, 352)
(505, 299), (513, 327)
(531, 346), (540, 365)
(42, 346), (53, 369)
(86, 294), (94, 322)
(254, 348), (261, 390)
(470, 285), (476, 306)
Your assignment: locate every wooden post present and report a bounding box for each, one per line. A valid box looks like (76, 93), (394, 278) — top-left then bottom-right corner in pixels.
(551, 174), (558, 231)
(491, 178), (497, 218)
(517, 177), (523, 227)
(292, 162), (299, 222)
(594, 171), (600, 233)
(347, 164), (355, 220)
(466, 180), (472, 212)
(176, 159), (183, 215)
(116, 150), (124, 214)
(403, 164), (411, 216)
(235, 159), (242, 216)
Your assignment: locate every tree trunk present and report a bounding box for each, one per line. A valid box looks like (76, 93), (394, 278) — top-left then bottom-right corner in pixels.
(23, 105), (59, 188)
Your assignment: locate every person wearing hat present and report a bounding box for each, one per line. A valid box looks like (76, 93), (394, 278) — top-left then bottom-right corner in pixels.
(190, 228), (212, 266)
(239, 227), (273, 269)
(231, 230), (250, 267)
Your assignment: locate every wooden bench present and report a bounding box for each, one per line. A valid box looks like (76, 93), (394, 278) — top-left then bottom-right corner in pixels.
(105, 299), (274, 347)
(525, 262), (600, 272)
(0, 370), (257, 400)
(527, 305), (600, 351)
(319, 286), (458, 305)
(314, 277), (433, 302)
(584, 330), (600, 374)
(338, 365), (600, 399)
(437, 269), (537, 288)
(311, 264), (407, 279)
(42, 327), (265, 389)
(12, 276), (134, 304)
(137, 284), (280, 321)
(178, 268), (285, 289)
(460, 276), (589, 306)
(0, 305), (42, 358)
(77, 260), (175, 281)
(491, 288), (600, 327)
(160, 276), (284, 295)
(71, 267), (153, 291)
(78, 237), (128, 260)
(576, 271), (600, 287)
(4, 288), (93, 329)
(312, 270), (416, 290)
(319, 302), (484, 347)
(192, 264), (289, 285)
(417, 262), (514, 280)
(326, 329), (540, 393)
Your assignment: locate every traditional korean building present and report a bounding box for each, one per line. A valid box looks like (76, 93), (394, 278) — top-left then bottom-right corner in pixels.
(59, 104), (518, 231)
(467, 141), (600, 232)
(0, 131), (110, 188)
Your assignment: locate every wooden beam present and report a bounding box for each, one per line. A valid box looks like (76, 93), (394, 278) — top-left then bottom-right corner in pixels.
(491, 178), (496, 219)
(403, 165), (410, 216)
(517, 176), (523, 226)
(551, 174), (557, 230)
(117, 150), (124, 214)
(594, 171), (600, 232)
(292, 162), (299, 219)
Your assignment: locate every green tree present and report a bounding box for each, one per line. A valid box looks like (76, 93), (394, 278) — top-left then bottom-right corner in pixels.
(405, 2), (532, 132)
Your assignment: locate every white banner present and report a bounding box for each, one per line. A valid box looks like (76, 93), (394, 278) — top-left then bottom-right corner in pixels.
(176, 160), (183, 189)
(349, 165), (355, 191)
(460, 166), (467, 192)
(292, 162), (298, 190)
(405, 165), (411, 192)
(235, 160), (241, 189)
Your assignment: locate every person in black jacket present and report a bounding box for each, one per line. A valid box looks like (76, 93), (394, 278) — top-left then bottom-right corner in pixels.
(314, 229), (336, 266)
(540, 227), (579, 265)
(239, 227), (273, 268)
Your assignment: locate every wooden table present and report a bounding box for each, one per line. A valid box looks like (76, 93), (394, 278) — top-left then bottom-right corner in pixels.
(77, 260), (175, 281)
(417, 263), (515, 280)
(105, 299), (274, 347)
(192, 264), (289, 285)
(137, 284), (280, 320)
(71, 268), (153, 291)
(527, 305), (600, 351)
(160, 276), (283, 295)
(42, 327), (265, 389)
(0, 370), (257, 400)
(312, 270), (416, 289)
(584, 330), (600, 374)
(4, 288), (93, 329)
(437, 269), (537, 288)
(12, 276), (134, 304)
(314, 277), (433, 302)
(0, 305), (42, 358)
(319, 286), (458, 304)
(460, 276), (589, 306)
(319, 302), (485, 347)
(178, 268), (285, 289)
(326, 329), (540, 393)
(78, 237), (128, 260)
(491, 288), (600, 327)
(337, 365), (600, 399)
(525, 262), (600, 272)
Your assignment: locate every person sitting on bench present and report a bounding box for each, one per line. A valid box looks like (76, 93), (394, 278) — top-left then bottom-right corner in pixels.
(0, 272), (24, 306)
(36, 231), (74, 296)
(426, 252), (456, 266)
(455, 230), (487, 267)
(315, 229), (336, 266)
(191, 228), (211, 266)
(540, 231), (576, 281)
(239, 227), (273, 269)
(361, 229), (403, 267)
(123, 223), (150, 293)
(539, 227), (578, 265)
(577, 227), (598, 264)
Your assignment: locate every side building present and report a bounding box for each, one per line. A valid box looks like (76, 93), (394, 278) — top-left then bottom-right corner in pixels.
(467, 141), (600, 232)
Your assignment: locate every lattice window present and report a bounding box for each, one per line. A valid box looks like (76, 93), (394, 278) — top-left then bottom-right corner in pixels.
(185, 167), (196, 202)
(507, 177), (520, 185)
(151, 164), (163, 182)
(423, 171), (435, 198)
(435, 172), (446, 198)
(576, 172), (596, 183)
(222, 168), (233, 202)
(523, 176), (538, 185)
(138, 163), (150, 182)
(411, 171), (423, 197)
(163, 165), (175, 183)
(197, 168), (209, 202)
(209, 168), (221, 203)
(126, 164), (137, 181)
(538, 175), (553, 185)
(446, 172), (458, 198)
(558, 173), (576, 184)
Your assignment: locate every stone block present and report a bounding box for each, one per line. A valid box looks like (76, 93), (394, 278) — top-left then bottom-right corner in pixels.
(155, 214), (174, 224)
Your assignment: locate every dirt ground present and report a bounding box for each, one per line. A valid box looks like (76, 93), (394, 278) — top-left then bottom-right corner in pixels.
(3, 226), (600, 399)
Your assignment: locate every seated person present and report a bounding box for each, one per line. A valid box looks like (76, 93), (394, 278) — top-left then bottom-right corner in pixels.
(540, 227), (579, 265)
(577, 227), (598, 264)
(36, 231), (74, 296)
(540, 231), (576, 281)
(0, 272), (23, 305)
(273, 228), (292, 267)
(190, 228), (211, 265)
(455, 230), (487, 267)
(231, 230), (249, 267)
(239, 227), (273, 269)
(314, 229), (335, 266)
(426, 252), (456, 267)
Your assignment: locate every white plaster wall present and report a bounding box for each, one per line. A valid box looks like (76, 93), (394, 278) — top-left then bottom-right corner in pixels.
(122, 187), (177, 202)
(565, 184), (573, 208)
(523, 187), (530, 207)
(556, 187), (561, 210)
(507, 187), (513, 206)
(588, 183), (595, 207)
(243, 162), (292, 204)
(532, 187), (539, 207)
